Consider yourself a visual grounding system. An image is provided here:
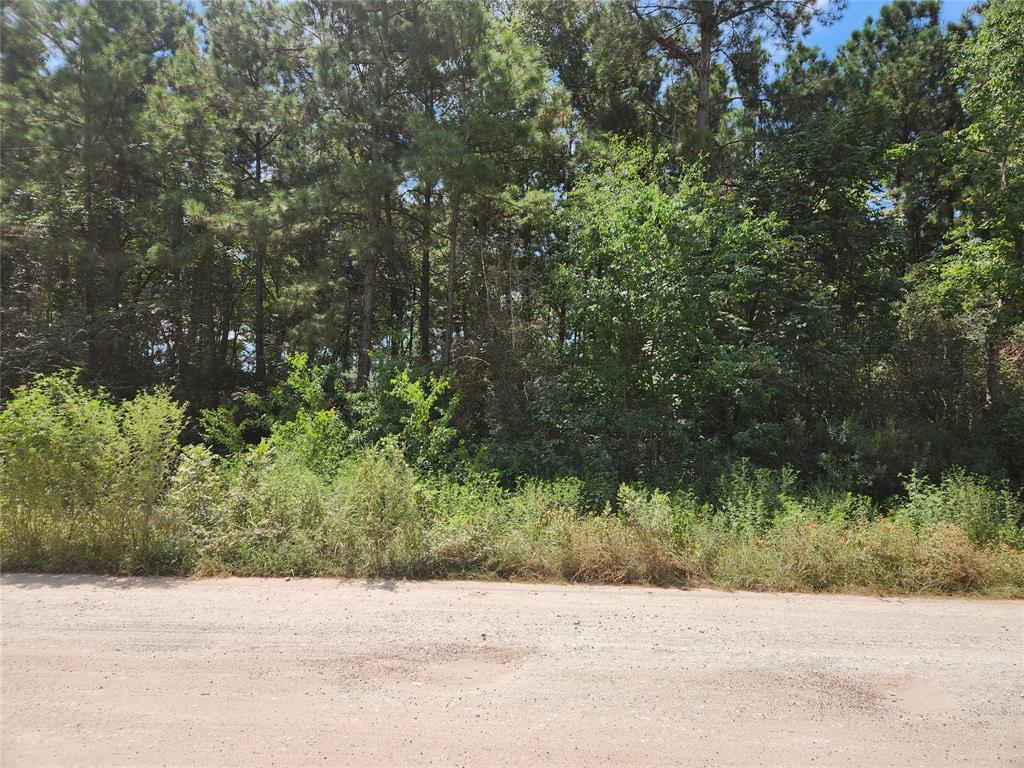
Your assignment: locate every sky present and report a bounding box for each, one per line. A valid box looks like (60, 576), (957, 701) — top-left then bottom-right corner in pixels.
(185, 0), (974, 54)
(803, 0), (976, 54)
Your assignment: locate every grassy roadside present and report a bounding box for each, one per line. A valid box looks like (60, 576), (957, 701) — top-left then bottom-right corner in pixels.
(3, 439), (1022, 597)
(2, 374), (1022, 597)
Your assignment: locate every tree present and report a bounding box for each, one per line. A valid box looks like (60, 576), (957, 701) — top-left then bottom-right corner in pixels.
(437, 25), (552, 366)
(403, 0), (489, 365)
(2, 0), (1020, 495)
(626, 0), (835, 154)
(205, 0), (300, 384)
(1, 0), (191, 391)
(138, 32), (233, 401)
(933, 0), (1023, 457)
(562, 143), (822, 480)
(837, 0), (966, 266)
(513, 0), (663, 141)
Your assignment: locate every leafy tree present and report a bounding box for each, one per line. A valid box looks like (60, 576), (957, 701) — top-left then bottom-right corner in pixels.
(626, 0), (836, 154)
(561, 143), (822, 481)
(302, 0), (413, 389)
(2, 0), (1020, 497)
(204, 0), (301, 383)
(1, 0), (191, 390)
(923, 0), (1024, 474)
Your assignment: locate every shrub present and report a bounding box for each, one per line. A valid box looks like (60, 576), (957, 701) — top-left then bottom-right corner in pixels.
(423, 470), (508, 571)
(185, 443), (332, 576)
(330, 440), (425, 575)
(200, 353), (357, 476)
(895, 470), (1023, 545)
(268, 408), (354, 478)
(380, 370), (460, 473)
(165, 445), (226, 533)
(2, 374), (1021, 595)
(715, 459), (799, 531)
(694, 517), (1024, 595)
(198, 406), (247, 455)
(618, 483), (674, 539)
(0, 372), (186, 572)
(508, 476), (584, 524)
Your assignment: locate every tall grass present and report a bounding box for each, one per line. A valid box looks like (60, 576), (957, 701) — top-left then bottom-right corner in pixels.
(0, 373), (187, 573)
(2, 373), (1022, 595)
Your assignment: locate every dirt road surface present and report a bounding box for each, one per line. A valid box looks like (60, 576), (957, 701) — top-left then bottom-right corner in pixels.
(2, 575), (1022, 767)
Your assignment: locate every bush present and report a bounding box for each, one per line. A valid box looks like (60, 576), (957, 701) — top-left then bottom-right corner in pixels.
(183, 443), (332, 576)
(423, 470), (509, 571)
(2, 374), (1022, 595)
(895, 470), (1023, 546)
(268, 408), (354, 478)
(0, 372), (187, 572)
(200, 353), (357, 476)
(330, 440), (425, 575)
(715, 460), (799, 531)
(619, 484), (675, 539)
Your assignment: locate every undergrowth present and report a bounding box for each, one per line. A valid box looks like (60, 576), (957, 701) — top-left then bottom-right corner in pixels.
(2, 372), (1022, 596)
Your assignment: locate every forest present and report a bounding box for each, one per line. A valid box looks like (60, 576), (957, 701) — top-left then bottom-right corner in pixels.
(1, 0), (1022, 591)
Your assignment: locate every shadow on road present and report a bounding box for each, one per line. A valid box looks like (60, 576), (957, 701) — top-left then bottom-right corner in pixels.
(0, 573), (185, 590)
(363, 578), (398, 591)
(2, 573), (405, 592)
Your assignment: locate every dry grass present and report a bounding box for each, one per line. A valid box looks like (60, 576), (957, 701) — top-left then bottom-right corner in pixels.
(2, 378), (1021, 595)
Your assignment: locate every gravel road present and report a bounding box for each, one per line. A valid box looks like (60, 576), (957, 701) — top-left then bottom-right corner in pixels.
(1, 575), (1022, 767)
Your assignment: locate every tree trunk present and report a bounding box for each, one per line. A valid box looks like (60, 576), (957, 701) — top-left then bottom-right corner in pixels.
(356, 196), (382, 389)
(442, 188), (461, 366)
(384, 191), (402, 357)
(419, 186), (432, 364)
(253, 145), (267, 383)
(99, 214), (125, 389)
(696, 1), (715, 148)
(84, 190), (125, 382)
(984, 332), (998, 411)
(219, 293), (234, 380)
(84, 265), (98, 371)
(187, 248), (204, 399)
(207, 273), (218, 396)
(984, 300), (1005, 412)
(409, 287), (417, 356)
(342, 298), (353, 373)
(254, 238), (266, 381)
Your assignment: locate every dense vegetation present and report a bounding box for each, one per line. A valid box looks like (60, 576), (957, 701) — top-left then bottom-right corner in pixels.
(2, 370), (1022, 593)
(2, 0), (1022, 592)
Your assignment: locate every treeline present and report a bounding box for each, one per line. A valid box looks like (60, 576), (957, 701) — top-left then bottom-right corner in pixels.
(2, 0), (1022, 496)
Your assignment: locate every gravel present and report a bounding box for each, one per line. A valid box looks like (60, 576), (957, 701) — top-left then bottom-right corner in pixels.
(2, 574), (1022, 767)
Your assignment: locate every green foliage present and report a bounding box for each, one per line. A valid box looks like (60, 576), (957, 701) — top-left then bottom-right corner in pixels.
(4, 376), (1019, 598)
(0, 372), (188, 572)
(273, 352), (333, 414)
(385, 370), (461, 472)
(3, 0), (1024, 594)
(5, 373), (1023, 594)
(715, 460), (800, 532)
(895, 470), (1024, 547)
(618, 484), (675, 540)
(199, 407), (246, 454)
(332, 440), (426, 575)
(164, 445), (225, 533)
(559, 141), (820, 481)
(3, 0), (1021, 499)
(200, 354), (357, 475)
(267, 407), (354, 478)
